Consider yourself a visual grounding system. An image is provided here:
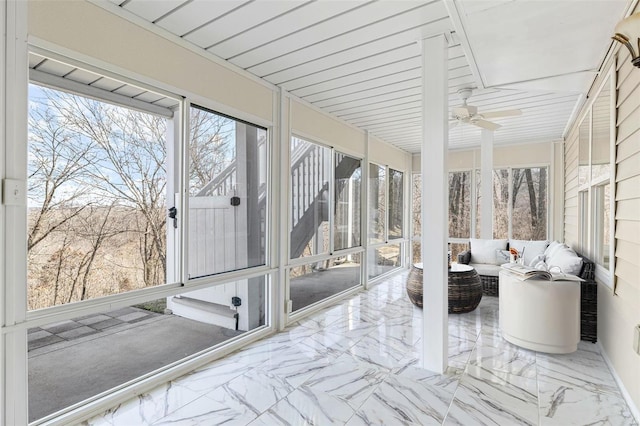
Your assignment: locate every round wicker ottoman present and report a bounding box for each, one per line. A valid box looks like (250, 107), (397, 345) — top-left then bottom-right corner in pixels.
(406, 263), (425, 307)
(406, 263), (482, 313)
(448, 264), (482, 313)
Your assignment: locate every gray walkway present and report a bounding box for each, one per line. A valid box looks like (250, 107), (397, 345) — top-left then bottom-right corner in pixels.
(28, 309), (243, 422)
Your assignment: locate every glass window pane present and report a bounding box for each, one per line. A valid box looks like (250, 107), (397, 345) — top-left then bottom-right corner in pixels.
(475, 170), (481, 238)
(579, 190), (589, 255)
(450, 242), (470, 264)
(449, 171), (471, 238)
(493, 169), (509, 239)
(388, 168), (404, 239)
(188, 106), (268, 278)
(289, 254), (361, 312)
(578, 113), (590, 186)
(368, 244), (401, 279)
(290, 137), (331, 259)
(412, 241), (421, 264)
(412, 174), (421, 237)
(592, 77), (611, 183)
(28, 277), (267, 421)
(334, 153), (361, 251)
(511, 167), (548, 240)
(594, 184), (611, 268)
(27, 84), (169, 310)
(369, 164), (386, 243)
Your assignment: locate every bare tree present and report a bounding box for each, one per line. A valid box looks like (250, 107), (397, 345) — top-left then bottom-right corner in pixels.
(189, 107), (233, 195)
(27, 86), (171, 309)
(27, 92), (96, 251)
(52, 94), (168, 287)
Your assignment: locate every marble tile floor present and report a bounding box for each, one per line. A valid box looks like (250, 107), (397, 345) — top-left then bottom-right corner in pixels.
(84, 272), (637, 426)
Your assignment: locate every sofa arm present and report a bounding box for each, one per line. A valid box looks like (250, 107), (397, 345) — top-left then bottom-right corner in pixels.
(458, 250), (471, 265)
(578, 254), (595, 281)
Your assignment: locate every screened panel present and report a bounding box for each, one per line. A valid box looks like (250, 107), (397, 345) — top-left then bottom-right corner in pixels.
(27, 84), (169, 310)
(289, 137), (331, 259)
(449, 171), (471, 239)
(369, 164), (386, 243)
(411, 174), (421, 238)
(591, 77), (610, 183)
(188, 105), (267, 279)
(475, 169), (481, 238)
(28, 277), (267, 422)
(388, 169), (404, 239)
(493, 169), (509, 239)
(368, 244), (401, 279)
(578, 114), (590, 187)
(289, 254), (361, 312)
(511, 167), (548, 240)
(594, 184), (611, 268)
(334, 153), (361, 251)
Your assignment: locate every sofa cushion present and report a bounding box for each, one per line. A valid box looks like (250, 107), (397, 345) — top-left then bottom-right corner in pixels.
(470, 263), (501, 277)
(546, 244), (583, 276)
(469, 239), (508, 265)
(509, 239), (549, 266)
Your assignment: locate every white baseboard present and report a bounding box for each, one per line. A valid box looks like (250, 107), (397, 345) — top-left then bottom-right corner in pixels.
(597, 342), (640, 423)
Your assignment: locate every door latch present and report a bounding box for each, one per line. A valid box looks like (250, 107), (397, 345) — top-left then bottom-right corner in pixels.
(168, 206), (178, 228)
(230, 196), (241, 206)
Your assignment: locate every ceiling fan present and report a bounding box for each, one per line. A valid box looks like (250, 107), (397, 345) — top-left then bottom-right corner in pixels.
(450, 88), (522, 131)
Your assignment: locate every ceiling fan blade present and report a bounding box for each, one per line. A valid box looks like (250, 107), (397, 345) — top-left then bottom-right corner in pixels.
(481, 109), (522, 119)
(472, 119), (501, 131)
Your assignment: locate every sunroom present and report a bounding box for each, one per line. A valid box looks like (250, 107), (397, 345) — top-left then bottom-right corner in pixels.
(1, 0), (639, 424)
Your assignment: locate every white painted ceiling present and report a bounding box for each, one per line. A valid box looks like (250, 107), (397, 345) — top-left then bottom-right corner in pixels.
(102, 0), (630, 152)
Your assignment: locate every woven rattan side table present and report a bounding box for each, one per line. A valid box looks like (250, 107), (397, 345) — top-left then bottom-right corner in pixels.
(406, 263), (482, 313)
(448, 264), (482, 313)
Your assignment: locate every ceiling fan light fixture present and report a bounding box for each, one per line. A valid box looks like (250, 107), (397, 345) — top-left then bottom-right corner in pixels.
(612, 12), (640, 68)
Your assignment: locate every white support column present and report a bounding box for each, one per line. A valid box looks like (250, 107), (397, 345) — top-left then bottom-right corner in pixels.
(276, 88), (290, 330)
(362, 131), (370, 290)
(2, 1), (29, 424)
(480, 129), (494, 239)
(420, 34), (448, 373)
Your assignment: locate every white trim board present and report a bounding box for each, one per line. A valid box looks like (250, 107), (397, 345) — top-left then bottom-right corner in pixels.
(597, 342), (640, 423)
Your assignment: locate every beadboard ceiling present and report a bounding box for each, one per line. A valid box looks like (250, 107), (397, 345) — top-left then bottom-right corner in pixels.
(102, 0), (629, 152)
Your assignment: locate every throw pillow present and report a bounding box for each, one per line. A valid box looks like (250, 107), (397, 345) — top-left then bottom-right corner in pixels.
(546, 244), (583, 275)
(495, 249), (511, 264)
(544, 240), (563, 258)
(470, 238), (508, 265)
(509, 239), (549, 265)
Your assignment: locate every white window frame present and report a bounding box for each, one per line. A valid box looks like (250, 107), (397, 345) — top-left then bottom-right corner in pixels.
(284, 134), (366, 319)
(576, 66), (616, 287)
(4, 42), (277, 425)
(367, 162), (407, 280)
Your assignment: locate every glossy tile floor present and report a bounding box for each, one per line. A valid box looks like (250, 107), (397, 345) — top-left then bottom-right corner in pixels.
(85, 272), (637, 425)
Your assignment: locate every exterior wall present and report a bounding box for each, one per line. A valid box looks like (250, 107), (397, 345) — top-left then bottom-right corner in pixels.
(563, 33), (640, 415)
(604, 46), (640, 415)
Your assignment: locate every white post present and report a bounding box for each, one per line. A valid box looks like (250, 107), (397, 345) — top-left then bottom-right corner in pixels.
(420, 34), (448, 373)
(480, 129), (494, 239)
(2, 1), (28, 423)
(277, 88), (290, 329)
(362, 131), (370, 289)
